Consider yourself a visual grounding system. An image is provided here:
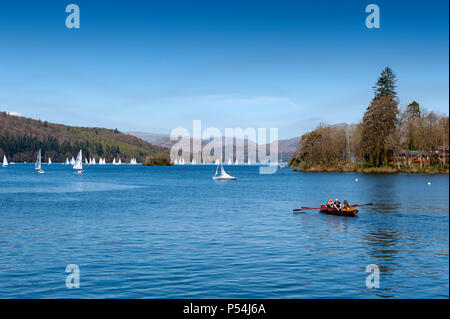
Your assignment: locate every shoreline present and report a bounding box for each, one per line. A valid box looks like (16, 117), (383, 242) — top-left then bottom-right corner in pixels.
(290, 165), (449, 174)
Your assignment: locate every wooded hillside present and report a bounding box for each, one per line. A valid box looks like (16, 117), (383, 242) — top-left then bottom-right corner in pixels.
(0, 112), (168, 163)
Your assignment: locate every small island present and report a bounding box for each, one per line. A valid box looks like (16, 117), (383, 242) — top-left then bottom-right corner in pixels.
(143, 154), (173, 166)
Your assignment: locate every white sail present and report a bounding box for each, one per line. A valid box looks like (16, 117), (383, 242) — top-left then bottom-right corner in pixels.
(118, 158), (122, 165)
(2, 155), (8, 167)
(85, 158), (89, 164)
(35, 149), (42, 170)
(48, 157), (52, 165)
(228, 159), (232, 165)
(213, 161), (237, 180)
(248, 159), (251, 165)
(191, 159), (196, 165)
(113, 158), (116, 165)
(92, 158), (96, 165)
(235, 158), (238, 165)
(73, 150), (83, 170)
(70, 157), (75, 165)
(65, 158), (69, 165)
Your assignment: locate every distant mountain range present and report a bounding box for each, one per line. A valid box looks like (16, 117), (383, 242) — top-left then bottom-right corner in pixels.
(128, 131), (300, 162)
(0, 112), (168, 163)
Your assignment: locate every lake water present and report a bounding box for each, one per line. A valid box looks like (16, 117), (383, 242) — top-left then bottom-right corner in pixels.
(0, 164), (448, 298)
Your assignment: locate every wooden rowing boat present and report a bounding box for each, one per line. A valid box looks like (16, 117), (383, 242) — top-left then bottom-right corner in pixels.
(319, 205), (358, 217)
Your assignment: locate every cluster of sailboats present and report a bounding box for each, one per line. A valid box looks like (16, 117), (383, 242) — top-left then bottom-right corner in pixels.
(1, 150), (139, 174)
(3, 152), (286, 180)
(172, 158), (252, 165)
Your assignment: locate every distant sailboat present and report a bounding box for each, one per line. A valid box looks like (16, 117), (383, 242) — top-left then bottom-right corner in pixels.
(112, 158), (117, 165)
(215, 158), (220, 165)
(70, 157), (75, 165)
(213, 161), (237, 180)
(92, 158), (96, 165)
(130, 158), (137, 165)
(85, 158), (89, 165)
(48, 157), (52, 165)
(118, 158), (122, 165)
(35, 149), (44, 174)
(235, 158), (239, 165)
(73, 150), (83, 173)
(2, 155), (8, 167)
(191, 159), (196, 165)
(228, 159), (232, 165)
(65, 158), (69, 165)
(248, 159), (251, 165)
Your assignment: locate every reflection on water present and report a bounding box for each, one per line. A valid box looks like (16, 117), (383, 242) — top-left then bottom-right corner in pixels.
(0, 165), (448, 298)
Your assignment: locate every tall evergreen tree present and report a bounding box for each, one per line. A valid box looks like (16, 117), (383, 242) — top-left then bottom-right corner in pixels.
(373, 66), (397, 99)
(361, 67), (400, 165)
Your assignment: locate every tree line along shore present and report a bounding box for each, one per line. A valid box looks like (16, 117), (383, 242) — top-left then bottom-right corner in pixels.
(289, 67), (449, 174)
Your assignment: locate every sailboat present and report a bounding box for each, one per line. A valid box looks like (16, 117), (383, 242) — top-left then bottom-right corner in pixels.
(130, 158), (137, 165)
(215, 158), (220, 165)
(118, 158), (122, 165)
(35, 149), (44, 174)
(65, 158), (69, 165)
(235, 158), (239, 165)
(73, 150), (83, 173)
(92, 158), (96, 165)
(2, 155), (8, 167)
(48, 157), (52, 165)
(191, 159), (196, 165)
(112, 158), (117, 165)
(228, 159), (232, 165)
(248, 158), (251, 165)
(85, 158), (89, 165)
(213, 161), (237, 180)
(70, 157), (75, 165)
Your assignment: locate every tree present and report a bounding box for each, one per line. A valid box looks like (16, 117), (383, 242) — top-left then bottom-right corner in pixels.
(373, 67), (397, 99)
(405, 101), (421, 120)
(361, 95), (400, 165)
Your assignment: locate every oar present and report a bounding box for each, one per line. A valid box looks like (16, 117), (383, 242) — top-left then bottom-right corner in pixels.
(292, 206), (321, 212)
(351, 203), (373, 207)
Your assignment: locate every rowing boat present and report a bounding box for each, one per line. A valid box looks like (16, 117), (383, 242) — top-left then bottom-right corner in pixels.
(319, 205), (358, 217)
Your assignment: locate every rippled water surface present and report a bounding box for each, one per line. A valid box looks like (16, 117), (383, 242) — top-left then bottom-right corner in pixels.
(0, 164), (448, 298)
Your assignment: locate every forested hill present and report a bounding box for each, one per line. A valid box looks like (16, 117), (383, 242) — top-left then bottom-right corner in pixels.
(0, 112), (168, 163)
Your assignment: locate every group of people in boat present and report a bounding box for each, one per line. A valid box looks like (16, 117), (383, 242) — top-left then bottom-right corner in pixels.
(326, 198), (352, 211)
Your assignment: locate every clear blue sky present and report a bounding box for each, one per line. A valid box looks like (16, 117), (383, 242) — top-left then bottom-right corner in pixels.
(0, 0), (448, 139)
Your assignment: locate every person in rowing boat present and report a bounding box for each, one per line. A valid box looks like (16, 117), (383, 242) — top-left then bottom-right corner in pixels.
(334, 198), (342, 210)
(326, 198), (334, 208)
(342, 200), (351, 211)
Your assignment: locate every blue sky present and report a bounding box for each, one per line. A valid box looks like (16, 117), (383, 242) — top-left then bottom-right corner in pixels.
(0, 0), (448, 139)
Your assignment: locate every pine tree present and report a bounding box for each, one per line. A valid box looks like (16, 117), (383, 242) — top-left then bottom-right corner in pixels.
(373, 67), (397, 99)
(361, 67), (400, 165)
